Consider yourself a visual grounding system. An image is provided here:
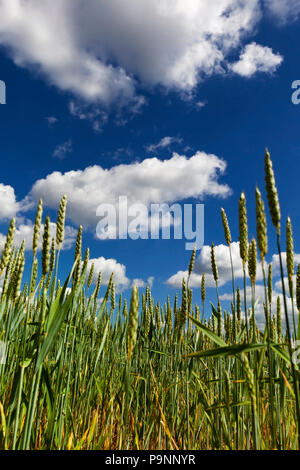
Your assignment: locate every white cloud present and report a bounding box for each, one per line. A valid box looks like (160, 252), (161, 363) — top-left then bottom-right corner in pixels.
(132, 276), (155, 289)
(45, 116), (58, 126)
(52, 139), (72, 160)
(0, 0), (267, 110)
(231, 42), (283, 77)
(0, 221), (77, 251)
(271, 252), (300, 276)
(166, 243), (300, 292)
(69, 101), (108, 133)
(0, 1), (138, 106)
(195, 100), (207, 109)
(87, 257), (130, 291)
(166, 241), (264, 288)
(27, 151), (231, 228)
(264, 0), (300, 24)
(166, 243), (300, 330)
(220, 280), (298, 331)
(146, 136), (183, 153)
(0, 183), (19, 220)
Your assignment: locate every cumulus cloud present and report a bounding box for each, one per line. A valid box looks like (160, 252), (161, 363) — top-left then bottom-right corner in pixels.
(27, 151), (231, 228)
(146, 136), (183, 153)
(231, 42), (283, 77)
(87, 257), (130, 291)
(0, 1), (139, 107)
(0, 221), (77, 251)
(264, 0), (300, 24)
(0, 183), (19, 220)
(0, 0), (274, 111)
(166, 241), (264, 289)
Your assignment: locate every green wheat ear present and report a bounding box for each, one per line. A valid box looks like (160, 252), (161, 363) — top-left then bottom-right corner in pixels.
(13, 242), (25, 301)
(42, 216), (51, 277)
(276, 296), (282, 342)
(127, 286), (139, 361)
(265, 149), (281, 235)
(201, 273), (206, 304)
(32, 199), (43, 256)
(56, 194), (67, 249)
(188, 245), (196, 282)
(236, 287), (241, 323)
(73, 225), (83, 287)
(49, 237), (56, 274)
(29, 258), (38, 298)
(0, 217), (16, 275)
(296, 264), (300, 313)
(248, 239), (257, 286)
(267, 263), (272, 306)
(87, 263), (94, 288)
(239, 192), (248, 267)
(221, 208), (232, 246)
(255, 187), (267, 263)
(110, 282), (116, 311)
(122, 299), (128, 317)
(80, 248), (89, 283)
(211, 243), (218, 284)
(286, 217), (294, 295)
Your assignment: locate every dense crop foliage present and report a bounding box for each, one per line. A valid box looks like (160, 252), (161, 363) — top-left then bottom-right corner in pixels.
(0, 150), (299, 450)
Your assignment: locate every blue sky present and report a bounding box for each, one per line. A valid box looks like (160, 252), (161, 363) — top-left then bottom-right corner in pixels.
(0, 1), (300, 324)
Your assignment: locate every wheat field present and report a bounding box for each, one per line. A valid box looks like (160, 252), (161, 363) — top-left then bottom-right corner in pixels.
(0, 150), (299, 450)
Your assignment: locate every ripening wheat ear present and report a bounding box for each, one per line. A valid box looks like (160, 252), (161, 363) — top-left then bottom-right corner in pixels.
(286, 217), (294, 294)
(239, 193), (248, 267)
(239, 192), (249, 341)
(236, 287), (241, 323)
(12, 242), (25, 301)
(127, 286), (139, 361)
(297, 264), (300, 313)
(188, 245), (196, 284)
(255, 187), (267, 263)
(276, 296), (282, 342)
(177, 278), (187, 335)
(201, 273), (206, 305)
(265, 149), (281, 235)
(81, 248), (89, 276)
(49, 238), (56, 273)
(32, 199), (43, 257)
(211, 243), (218, 285)
(87, 263), (94, 289)
(73, 225), (82, 287)
(93, 272), (102, 307)
(221, 208), (232, 246)
(267, 263), (272, 306)
(0, 218), (15, 275)
(248, 239), (257, 287)
(286, 217), (297, 335)
(56, 194), (67, 249)
(110, 282), (116, 311)
(42, 216), (51, 278)
(122, 299), (128, 317)
(29, 258), (38, 298)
